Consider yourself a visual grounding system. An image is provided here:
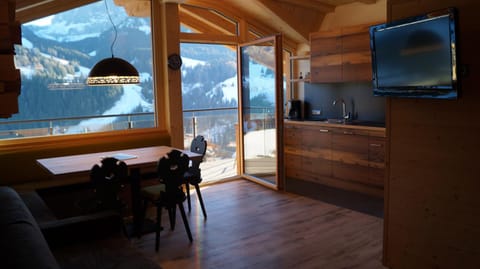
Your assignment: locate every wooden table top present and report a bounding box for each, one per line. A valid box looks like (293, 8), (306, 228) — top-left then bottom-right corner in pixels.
(37, 145), (202, 177)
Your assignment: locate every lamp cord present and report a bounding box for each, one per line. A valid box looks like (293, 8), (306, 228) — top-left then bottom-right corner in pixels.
(104, 0), (117, 58)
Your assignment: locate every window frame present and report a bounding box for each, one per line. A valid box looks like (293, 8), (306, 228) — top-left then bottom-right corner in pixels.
(1, 0), (163, 148)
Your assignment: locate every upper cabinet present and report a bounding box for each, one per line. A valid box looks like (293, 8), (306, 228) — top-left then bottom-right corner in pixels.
(310, 23), (373, 83)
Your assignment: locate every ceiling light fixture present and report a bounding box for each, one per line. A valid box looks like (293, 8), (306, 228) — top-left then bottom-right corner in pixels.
(87, 0), (139, 86)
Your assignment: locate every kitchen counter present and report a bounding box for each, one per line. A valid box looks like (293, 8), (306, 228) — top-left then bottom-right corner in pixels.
(285, 119), (386, 135)
(284, 119), (386, 197)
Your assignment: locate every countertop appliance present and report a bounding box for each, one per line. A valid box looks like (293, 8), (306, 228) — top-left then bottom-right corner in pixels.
(286, 99), (302, 120)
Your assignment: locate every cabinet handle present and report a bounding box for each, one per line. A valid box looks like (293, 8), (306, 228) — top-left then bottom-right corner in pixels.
(319, 129), (329, 133)
(343, 131), (354, 135)
(369, 143), (382, 147)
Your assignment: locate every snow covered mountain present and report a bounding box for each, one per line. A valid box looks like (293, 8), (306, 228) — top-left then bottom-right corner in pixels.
(4, 0), (276, 137)
(25, 0), (136, 42)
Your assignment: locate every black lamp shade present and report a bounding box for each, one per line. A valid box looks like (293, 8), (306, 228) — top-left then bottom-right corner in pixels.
(87, 57), (140, 85)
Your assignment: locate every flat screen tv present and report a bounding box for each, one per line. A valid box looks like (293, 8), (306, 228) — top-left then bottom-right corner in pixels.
(370, 8), (458, 99)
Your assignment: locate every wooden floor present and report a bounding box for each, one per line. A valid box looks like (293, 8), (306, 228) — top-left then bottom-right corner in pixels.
(132, 179), (386, 269)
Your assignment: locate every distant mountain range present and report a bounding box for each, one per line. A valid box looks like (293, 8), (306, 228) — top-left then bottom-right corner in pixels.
(1, 0), (273, 137)
(21, 0), (153, 74)
(1, 0), (155, 130)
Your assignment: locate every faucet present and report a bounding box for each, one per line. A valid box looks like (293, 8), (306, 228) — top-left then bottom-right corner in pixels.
(332, 99), (346, 120)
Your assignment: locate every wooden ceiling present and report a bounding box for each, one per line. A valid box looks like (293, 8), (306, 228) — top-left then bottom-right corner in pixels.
(181, 0), (378, 43)
(13, 0), (379, 46)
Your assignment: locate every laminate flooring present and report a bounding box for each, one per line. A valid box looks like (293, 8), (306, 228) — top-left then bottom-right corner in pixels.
(132, 179), (386, 269)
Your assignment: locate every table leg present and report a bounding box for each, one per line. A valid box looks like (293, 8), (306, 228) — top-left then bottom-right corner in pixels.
(130, 168), (143, 237)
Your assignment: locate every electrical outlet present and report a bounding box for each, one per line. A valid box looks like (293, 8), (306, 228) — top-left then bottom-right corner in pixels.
(312, 109), (321, 115)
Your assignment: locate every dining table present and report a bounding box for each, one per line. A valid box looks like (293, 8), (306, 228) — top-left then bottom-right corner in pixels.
(36, 145), (202, 236)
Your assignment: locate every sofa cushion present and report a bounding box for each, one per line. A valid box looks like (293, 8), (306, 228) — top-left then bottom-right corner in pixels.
(19, 190), (57, 223)
(0, 186), (60, 269)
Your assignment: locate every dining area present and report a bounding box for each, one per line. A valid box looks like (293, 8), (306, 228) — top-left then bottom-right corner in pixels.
(35, 137), (209, 252)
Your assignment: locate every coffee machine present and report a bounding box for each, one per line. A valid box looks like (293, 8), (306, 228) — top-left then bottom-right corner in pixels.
(286, 99), (302, 120)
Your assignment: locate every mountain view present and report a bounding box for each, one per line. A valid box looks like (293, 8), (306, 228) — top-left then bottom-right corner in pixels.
(1, 0), (274, 140)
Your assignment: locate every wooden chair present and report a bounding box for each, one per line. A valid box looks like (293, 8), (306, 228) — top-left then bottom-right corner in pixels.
(184, 135), (208, 219)
(89, 157), (128, 214)
(141, 149), (193, 251)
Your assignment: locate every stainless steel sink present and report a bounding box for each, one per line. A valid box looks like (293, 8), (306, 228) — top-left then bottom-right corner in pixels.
(327, 118), (345, 124)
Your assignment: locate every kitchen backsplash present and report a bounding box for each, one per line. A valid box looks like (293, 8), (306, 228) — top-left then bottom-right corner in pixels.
(304, 82), (386, 123)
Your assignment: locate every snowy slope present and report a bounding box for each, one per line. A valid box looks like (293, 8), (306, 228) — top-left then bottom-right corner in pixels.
(15, 0), (276, 134)
(25, 0), (131, 43)
(65, 84), (152, 134)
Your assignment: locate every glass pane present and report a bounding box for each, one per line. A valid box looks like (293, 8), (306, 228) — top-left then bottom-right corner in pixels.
(240, 41), (277, 184)
(2, 0), (154, 140)
(181, 43), (238, 183)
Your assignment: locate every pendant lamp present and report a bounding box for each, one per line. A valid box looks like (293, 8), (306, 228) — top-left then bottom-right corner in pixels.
(87, 0), (139, 86)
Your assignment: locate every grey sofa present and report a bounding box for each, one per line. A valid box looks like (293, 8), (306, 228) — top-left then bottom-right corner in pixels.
(0, 186), (161, 269)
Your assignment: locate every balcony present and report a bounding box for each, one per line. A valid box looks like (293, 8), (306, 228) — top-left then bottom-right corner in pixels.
(1, 107), (277, 185)
(0, 112), (156, 139)
(183, 107), (238, 183)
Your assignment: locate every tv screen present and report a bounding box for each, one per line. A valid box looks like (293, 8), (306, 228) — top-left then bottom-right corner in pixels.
(370, 8), (458, 99)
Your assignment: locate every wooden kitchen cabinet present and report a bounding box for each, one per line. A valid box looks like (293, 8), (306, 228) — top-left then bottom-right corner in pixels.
(310, 23), (373, 83)
(331, 128), (371, 186)
(368, 134), (386, 186)
(341, 25), (372, 82)
(302, 125), (332, 180)
(284, 124), (303, 179)
(310, 29), (342, 83)
(284, 124), (332, 182)
(284, 121), (385, 197)
(331, 128), (385, 188)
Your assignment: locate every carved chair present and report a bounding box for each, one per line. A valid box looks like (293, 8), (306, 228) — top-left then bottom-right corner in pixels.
(141, 150), (193, 251)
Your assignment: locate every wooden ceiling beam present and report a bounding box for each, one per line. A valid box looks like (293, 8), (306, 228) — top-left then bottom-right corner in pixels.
(183, 0), (242, 21)
(182, 0), (277, 40)
(179, 11), (211, 34)
(275, 0), (334, 13)
(15, 0), (98, 23)
(15, 0), (53, 11)
(179, 11), (235, 36)
(180, 5), (237, 35)
(184, 0), (304, 49)
(114, 0), (150, 17)
(257, 0), (324, 41)
(357, 0), (377, 4)
(244, 19), (299, 51)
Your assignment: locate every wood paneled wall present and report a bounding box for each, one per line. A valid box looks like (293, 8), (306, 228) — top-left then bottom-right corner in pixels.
(0, 0), (21, 118)
(385, 0), (480, 268)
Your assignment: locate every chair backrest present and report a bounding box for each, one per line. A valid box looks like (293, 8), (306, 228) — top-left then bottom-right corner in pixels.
(190, 135), (207, 167)
(157, 149), (190, 188)
(90, 157), (128, 211)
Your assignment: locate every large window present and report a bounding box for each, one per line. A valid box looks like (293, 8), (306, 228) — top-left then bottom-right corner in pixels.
(1, 0), (154, 139)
